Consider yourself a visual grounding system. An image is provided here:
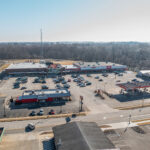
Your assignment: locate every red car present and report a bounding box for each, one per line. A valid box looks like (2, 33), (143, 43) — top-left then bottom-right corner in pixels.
(49, 109), (55, 115)
(68, 79), (71, 82)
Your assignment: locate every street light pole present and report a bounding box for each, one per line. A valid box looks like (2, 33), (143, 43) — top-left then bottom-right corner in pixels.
(79, 96), (83, 112)
(128, 114), (131, 125)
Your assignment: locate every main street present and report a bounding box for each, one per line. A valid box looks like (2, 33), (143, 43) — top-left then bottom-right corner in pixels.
(3, 106), (150, 135)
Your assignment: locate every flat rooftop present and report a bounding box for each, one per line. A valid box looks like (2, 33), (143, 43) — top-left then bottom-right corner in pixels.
(6, 63), (47, 69)
(23, 89), (69, 96)
(74, 61), (126, 67)
(117, 81), (150, 90)
(62, 65), (78, 69)
(139, 70), (150, 74)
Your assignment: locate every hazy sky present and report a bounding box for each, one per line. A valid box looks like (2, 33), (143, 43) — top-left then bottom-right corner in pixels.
(1, 0), (150, 42)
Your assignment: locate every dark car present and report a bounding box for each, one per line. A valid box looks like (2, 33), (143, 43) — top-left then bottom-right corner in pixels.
(132, 79), (137, 82)
(27, 123), (35, 130)
(41, 85), (48, 89)
(54, 79), (60, 83)
(86, 82), (91, 86)
(49, 109), (55, 115)
(62, 80), (67, 84)
(41, 80), (46, 84)
(20, 87), (27, 90)
(99, 79), (103, 82)
(63, 84), (70, 88)
(56, 84), (62, 89)
(30, 110), (36, 116)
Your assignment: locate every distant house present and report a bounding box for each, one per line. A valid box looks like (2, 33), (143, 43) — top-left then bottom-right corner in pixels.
(53, 122), (119, 150)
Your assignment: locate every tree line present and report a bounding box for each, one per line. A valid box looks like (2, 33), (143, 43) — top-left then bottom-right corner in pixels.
(0, 42), (150, 70)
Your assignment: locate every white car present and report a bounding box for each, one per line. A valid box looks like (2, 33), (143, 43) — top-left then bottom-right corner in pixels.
(27, 123), (35, 130)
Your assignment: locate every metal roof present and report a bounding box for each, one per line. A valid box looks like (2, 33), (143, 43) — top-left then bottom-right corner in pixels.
(73, 62), (127, 71)
(23, 89), (70, 96)
(117, 81), (150, 90)
(53, 122), (116, 150)
(74, 61), (126, 67)
(62, 65), (78, 69)
(6, 63), (47, 69)
(19, 89), (71, 100)
(139, 70), (150, 74)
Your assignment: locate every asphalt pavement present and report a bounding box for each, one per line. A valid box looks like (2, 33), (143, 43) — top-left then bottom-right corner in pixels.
(4, 106), (150, 135)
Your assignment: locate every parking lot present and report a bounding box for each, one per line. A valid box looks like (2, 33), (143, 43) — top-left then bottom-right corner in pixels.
(0, 71), (150, 118)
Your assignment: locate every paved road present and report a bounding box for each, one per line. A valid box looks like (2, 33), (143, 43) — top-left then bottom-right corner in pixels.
(0, 97), (5, 118)
(4, 106), (150, 135)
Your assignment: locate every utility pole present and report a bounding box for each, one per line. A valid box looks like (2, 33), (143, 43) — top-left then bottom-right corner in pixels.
(128, 114), (131, 125)
(79, 96), (83, 112)
(60, 105), (62, 113)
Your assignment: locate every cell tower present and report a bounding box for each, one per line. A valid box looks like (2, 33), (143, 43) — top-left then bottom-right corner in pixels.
(40, 29), (43, 59)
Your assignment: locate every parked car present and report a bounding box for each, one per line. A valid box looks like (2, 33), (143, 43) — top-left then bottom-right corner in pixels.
(116, 80), (121, 82)
(103, 74), (108, 77)
(53, 79), (60, 83)
(118, 73), (123, 76)
(37, 109), (44, 116)
(62, 80), (67, 84)
(87, 74), (91, 77)
(73, 78), (78, 82)
(80, 83), (86, 87)
(99, 79), (103, 82)
(41, 80), (46, 84)
(71, 74), (78, 78)
(86, 82), (91, 86)
(85, 80), (89, 84)
(77, 83), (82, 86)
(68, 79), (71, 82)
(132, 79), (137, 82)
(49, 109), (55, 115)
(56, 84), (62, 89)
(20, 87), (27, 90)
(63, 84), (70, 88)
(41, 85), (48, 89)
(95, 76), (99, 79)
(14, 84), (20, 89)
(30, 110), (36, 116)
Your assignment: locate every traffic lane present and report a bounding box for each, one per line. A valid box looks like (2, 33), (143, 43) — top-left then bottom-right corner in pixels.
(0, 97), (5, 118)
(3, 106), (150, 132)
(4, 111), (150, 135)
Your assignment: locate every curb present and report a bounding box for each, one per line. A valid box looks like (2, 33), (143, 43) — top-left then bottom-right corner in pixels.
(0, 112), (86, 122)
(115, 104), (150, 110)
